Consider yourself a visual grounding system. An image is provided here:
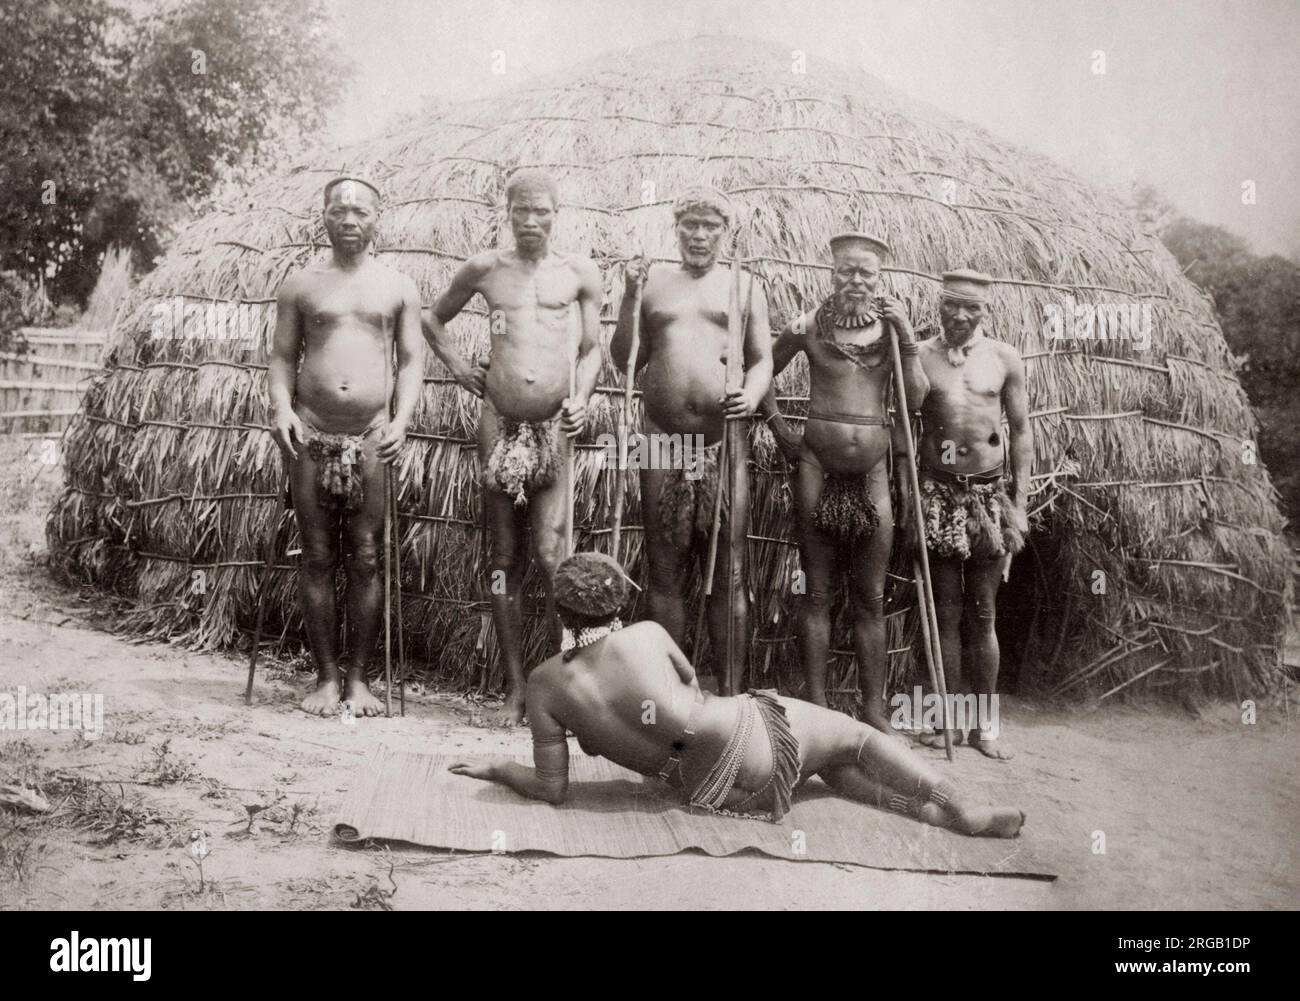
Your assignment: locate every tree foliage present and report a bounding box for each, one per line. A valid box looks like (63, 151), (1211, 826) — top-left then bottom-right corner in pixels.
(1161, 218), (1300, 401)
(1133, 185), (1300, 519)
(0, 0), (348, 304)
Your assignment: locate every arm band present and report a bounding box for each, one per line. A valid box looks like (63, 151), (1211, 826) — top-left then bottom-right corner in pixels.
(898, 340), (919, 357)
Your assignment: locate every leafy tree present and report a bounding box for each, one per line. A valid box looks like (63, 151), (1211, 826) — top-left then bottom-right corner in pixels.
(1134, 187), (1300, 520)
(0, 0), (349, 304)
(0, 0), (129, 303)
(1160, 218), (1300, 397)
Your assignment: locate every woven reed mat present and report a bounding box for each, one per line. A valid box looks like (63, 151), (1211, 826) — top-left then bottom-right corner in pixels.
(334, 745), (1059, 877)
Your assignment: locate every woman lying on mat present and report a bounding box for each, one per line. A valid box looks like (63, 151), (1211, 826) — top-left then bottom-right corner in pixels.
(449, 552), (1024, 837)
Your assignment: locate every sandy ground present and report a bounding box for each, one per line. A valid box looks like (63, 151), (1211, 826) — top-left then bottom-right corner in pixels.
(1, 439), (1297, 910)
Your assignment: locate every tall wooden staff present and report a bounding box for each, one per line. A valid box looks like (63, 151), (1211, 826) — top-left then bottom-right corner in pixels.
(694, 229), (750, 669)
(694, 431), (729, 662)
(381, 326), (395, 717)
(243, 477), (286, 705)
(388, 348), (406, 716)
(564, 304), (578, 556)
(887, 321), (953, 760)
(610, 254), (646, 563)
(722, 241), (751, 685)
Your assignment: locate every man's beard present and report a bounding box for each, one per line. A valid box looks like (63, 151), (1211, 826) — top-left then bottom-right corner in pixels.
(681, 240), (722, 269)
(835, 291), (875, 318)
(683, 248), (716, 271)
(837, 286), (878, 317)
(941, 319), (979, 343)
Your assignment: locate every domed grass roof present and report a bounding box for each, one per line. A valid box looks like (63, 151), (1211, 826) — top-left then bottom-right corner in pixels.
(48, 36), (1290, 700)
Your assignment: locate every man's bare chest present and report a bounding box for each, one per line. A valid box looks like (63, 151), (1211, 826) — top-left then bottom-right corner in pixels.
(644, 281), (732, 336)
(300, 280), (399, 331)
(926, 354), (1004, 404)
(809, 324), (890, 375)
(480, 264), (579, 312)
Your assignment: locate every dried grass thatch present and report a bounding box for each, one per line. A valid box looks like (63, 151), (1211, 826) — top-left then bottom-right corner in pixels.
(46, 37), (1291, 702)
(78, 246), (135, 333)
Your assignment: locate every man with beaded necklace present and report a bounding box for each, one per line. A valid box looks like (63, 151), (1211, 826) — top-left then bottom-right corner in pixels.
(913, 269), (1031, 760)
(760, 233), (928, 738)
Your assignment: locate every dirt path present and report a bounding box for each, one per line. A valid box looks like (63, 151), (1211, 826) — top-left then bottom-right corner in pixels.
(2, 440), (1296, 910)
(2, 597), (1296, 910)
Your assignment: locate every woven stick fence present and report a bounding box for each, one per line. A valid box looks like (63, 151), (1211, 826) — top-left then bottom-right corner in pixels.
(2, 328), (108, 434)
(46, 38), (1291, 700)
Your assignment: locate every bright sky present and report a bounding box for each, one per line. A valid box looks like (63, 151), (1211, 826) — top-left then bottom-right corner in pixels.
(327, 0), (1300, 258)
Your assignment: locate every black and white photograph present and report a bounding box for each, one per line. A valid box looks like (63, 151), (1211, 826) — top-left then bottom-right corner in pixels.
(0, 0), (1295, 936)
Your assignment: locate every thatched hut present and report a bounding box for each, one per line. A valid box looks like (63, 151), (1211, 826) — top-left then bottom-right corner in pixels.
(47, 37), (1291, 702)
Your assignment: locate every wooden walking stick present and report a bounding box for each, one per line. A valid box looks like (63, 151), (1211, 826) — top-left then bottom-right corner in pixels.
(722, 242), (752, 690)
(244, 479), (286, 705)
(911, 546), (949, 755)
(564, 303), (578, 557)
(611, 253), (647, 563)
(693, 229), (752, 670)
(390, 456), (406, 716)
(887, 323), (954, 760)
(907, 414), (948, 694)
(907, 421), (951, 757)
(693, 428), (729, 664)
(474, 490), (492, 686)
(381, 327), (394, 718)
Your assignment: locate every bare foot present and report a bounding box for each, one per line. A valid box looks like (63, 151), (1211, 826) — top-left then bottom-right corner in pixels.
(301, 676), (341, 716)
(915, 799), (1025, 837)
(488, 690), (526, 728)
(950, 805), (1026, 838)
(343, 672), (385, 717)
(968, 732), (1013, 760)
(919, 729), (964, 749)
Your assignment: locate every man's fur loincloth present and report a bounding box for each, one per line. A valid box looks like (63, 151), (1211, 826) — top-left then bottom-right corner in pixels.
(484, 417), (562, 507)
(658, 441), (725, 550)
(305, 421), (380, 513)
(910, 473), (1025, 560)
(810, 473), (879, 542)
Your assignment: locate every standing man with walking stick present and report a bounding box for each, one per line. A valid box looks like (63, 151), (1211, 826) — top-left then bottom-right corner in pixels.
(423, 169), (602, 726)
(914, 270), (1031, 759)
(759, 233), (930, 740)
(610, 187), (772, 696)
(266, 176), (424, 717)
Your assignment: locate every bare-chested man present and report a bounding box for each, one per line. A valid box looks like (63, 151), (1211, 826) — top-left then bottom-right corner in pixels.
(610, 187), (772, 696)
(914, 270), (1031, 759)
(760, 234), (927, 735)
(268, 176), (424, 717)
(423, 169), (602, 726)
(449, 552), (1024, 838)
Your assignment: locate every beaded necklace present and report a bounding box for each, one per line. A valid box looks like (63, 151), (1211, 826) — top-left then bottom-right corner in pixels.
(814, 296), (888, 370)
(938, 328), (985, 367)
(561, 618), (623, 654)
